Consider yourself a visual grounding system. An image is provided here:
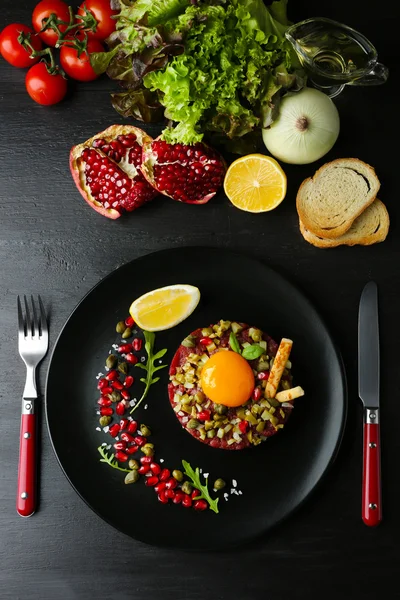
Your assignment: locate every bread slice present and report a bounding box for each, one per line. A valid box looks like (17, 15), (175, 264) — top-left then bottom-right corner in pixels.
(296, 158), (380, 239)
(300, 199), (389, 248)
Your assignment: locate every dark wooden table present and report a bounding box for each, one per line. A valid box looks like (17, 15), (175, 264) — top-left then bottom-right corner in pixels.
(1, 0), (399, 598)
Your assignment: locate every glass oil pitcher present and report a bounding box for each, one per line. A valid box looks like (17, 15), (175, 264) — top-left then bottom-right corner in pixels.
(285, 17), (389, 98)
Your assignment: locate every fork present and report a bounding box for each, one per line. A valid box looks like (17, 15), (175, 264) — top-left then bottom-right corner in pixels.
(17, 295), (49, 517)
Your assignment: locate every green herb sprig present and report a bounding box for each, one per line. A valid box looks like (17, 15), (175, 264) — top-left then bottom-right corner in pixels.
(131, 330), (167, 413)
(229, 331), (264, 360)
(98, 445), (130, 472)
(182, 460), (219, 514)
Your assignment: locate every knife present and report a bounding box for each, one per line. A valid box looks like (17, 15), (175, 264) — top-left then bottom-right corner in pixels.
(358, 281), (382, 526)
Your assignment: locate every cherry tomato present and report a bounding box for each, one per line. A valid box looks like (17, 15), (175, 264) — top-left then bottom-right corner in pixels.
(77, 0), (118, 41)
(60, 38), (103, 81)
(25, 62), (68, 105)
(0, 23), (43, 68)
(32, 0), (71, 47)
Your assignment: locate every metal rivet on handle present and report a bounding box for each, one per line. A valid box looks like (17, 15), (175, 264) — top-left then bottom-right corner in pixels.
(369, 412), (376, 420)
(369, 442), (376, 448)
(25, 403), (32, 411)
(24, 432), (30, 439)
(369, 503), (377, 510)
(20, 492), (28, 499)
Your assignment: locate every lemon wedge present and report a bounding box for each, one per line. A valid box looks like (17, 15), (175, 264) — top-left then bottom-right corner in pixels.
(129, 284), (200, 332)
(224, 154), (287, 213)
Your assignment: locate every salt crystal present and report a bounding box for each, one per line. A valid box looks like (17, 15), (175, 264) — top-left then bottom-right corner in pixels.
(199, 468), (202, 473)
(160, 458), (164, 463)
(101, 442), (107, 447)
(112, 344), (118, 350)
(203, 473), (209, 478)
(104, 366), (110, 372)
(95, 427), (101, 432)
(224, 493), (229, 501)
(144, 404), (148, 410)
(106, 444), (111, 450)
(128, 416), (133, 421)
(129, 400), (136, 407)
(96, 411), (100, 415)
(238, 490), (243, 495)
(141, 356), (146, 362)
(103, 426), (109, 433)
(159, 360), (163, 364)
(232, 479), (237, 488)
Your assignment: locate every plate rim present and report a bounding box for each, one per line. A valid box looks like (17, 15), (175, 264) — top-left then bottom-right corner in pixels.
(45, 246), (348, 550)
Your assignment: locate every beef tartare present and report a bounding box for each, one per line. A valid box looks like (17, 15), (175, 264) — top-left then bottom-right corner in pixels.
(168, 320), (301, 450)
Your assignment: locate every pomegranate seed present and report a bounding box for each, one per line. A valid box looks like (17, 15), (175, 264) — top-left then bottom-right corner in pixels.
(97, 378), (108, 390)
(193, 499), (208, 511)
(101, 386), (113, 395)
(165, 477), (178, 490)
(150, 462), (161, 475)
(133, 338), (142, 351)
(124, 375), (134, 388)
(114, 451), (128, 462)
(119, 418), (129, 430)
(140, 456), (152, 465)
(125, 316), (135, 327)
(134, 436), (146, 447)
(165, 489), (176, 500)
(139, 465), (150, 475)
(108, 423), (120, 437)
(182, 494), (192, 508)
(200, 337), (212, 346)
(118, 344), (132, 353)
(252, 387), (262, 401)
(116, 401), (126, 416)
(112, 380), (124, 390)
(120, 432), (135, 443)
(126, 445), (139, 455)
(192, 489), (201, 499)
(126, 353), (138, 364)
(154, 482), (167, 493)
(127, 421), (138, 434)
(238, 420), (248, 434)
(106, 370), (119, 381)
(97, 397), (112, 407)
(159, 468), (170, 482)
(197, 410), (211, 422)
(158, 491), (168, 504)
(257, 371), (270, 381)
(100, 407), (113, 416)
(173, 491), (184, 504)
(145, 476), (159, 487)
(113, 441), (127, 451)
(121, 389), (130, 401)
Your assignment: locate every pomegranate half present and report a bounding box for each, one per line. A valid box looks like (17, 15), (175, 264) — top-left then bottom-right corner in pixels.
(141, 139), (227, 204)
(69, 125), (158, 219)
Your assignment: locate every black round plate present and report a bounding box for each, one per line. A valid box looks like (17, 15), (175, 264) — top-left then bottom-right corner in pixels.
(45, 247), (347, 550)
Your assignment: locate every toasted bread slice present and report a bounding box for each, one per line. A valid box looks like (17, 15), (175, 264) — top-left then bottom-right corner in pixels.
(296, 158), (380, 239)
(300, 199), (389, 248)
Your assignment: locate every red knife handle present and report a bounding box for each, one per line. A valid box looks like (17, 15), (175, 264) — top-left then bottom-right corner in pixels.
(16, 400), (36, 517)
(362, 408), (382, 526)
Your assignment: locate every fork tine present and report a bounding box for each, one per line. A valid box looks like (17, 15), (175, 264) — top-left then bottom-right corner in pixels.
(38, 295), (48, 336)
(31, 295), (39, 337)
(17, 296), (25, 338)
(24, 295), (32, 337)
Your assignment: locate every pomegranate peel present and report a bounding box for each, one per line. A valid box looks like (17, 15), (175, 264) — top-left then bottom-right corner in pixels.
(69, 125), (158, 219)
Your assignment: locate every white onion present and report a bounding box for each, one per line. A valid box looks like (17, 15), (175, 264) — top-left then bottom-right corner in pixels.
(262, 87), (340, 165)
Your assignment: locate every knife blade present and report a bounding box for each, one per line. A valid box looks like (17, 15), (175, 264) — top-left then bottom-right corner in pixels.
(358, 281), (382, 526)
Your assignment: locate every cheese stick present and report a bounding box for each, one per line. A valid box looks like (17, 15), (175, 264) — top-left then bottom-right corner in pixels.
(265, 338), (293, 398)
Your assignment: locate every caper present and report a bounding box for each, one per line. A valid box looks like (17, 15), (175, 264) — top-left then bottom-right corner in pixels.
(140, 424), (152, 437)
(124, 470), (140, 484)
(214, 403), (227, 415)
(122, 327), (132, 339)
(111, 391), (121, 403)
(207, 429), (216, 438)
(143, 442), (154, 449)
(116, 321), (126, 334)
(118, 362), (128, 375)
(181, 481), (193, 495)
(128, 459), (139, 470)
(201, 327), (213, 336)
(105, 354), (117, 369)
(181, 336), (196, 348)
(187, 419), (200, 429)
(172, 469), (183, 482)
(213, 478), (226, 490)
(141, 446), (154, 457)
(99, 415), (112, 427)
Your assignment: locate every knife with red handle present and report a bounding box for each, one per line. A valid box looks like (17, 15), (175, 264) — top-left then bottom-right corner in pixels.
(358, 281), (382, 526)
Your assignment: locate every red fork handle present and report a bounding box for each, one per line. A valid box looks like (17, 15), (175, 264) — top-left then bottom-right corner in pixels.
(16, 401), (36, 517)
(362, 408), (382, 526)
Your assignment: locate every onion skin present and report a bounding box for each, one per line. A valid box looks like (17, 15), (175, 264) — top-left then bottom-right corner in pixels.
(262, 87), (340, 165)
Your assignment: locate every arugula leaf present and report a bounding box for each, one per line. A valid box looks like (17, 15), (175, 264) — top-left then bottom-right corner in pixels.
(130, 331), (167, 413)
(98, 446), (130, 472)
(182, 460), (219, 514)
(242, 344), (265, 360)
(229, 332), (241, 354)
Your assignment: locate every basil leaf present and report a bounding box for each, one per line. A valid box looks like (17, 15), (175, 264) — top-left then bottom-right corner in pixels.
(229, 332), (241, 354)
(242, 344), (264, 360)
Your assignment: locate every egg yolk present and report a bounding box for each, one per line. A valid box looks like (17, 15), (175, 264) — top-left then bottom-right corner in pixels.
(200, 350), (255, 407)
